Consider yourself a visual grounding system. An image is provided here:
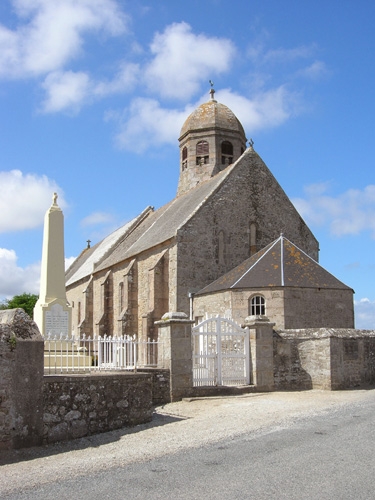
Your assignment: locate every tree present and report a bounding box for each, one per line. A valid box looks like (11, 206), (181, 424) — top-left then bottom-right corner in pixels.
(0, 293), (38, 318)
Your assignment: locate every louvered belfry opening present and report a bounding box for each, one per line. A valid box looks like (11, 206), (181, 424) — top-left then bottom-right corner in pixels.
(221, 140), (233, 165)
(196, 140), (209, 165)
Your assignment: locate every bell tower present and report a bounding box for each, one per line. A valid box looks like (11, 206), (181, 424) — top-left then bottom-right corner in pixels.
(177, 85), (247, 196)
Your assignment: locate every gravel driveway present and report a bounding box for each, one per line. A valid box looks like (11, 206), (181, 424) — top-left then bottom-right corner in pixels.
(1, 389), (373, 497)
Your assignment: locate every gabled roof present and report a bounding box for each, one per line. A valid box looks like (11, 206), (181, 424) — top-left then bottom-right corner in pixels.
(196, 235), (352, 295)
(66, 153), (246, 286)
(66, 207), (153, 286)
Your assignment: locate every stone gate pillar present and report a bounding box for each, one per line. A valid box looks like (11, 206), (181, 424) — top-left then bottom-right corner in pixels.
(0, 309), (44, 449)
(155, 312), (194, 402)
(242, 315), (275, 391)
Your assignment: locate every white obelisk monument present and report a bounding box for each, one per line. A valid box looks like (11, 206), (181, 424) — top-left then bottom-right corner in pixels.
(33, 193), (72, 336)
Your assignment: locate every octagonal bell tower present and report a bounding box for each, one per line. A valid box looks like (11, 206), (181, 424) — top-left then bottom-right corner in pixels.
(177, 86), (247, 196)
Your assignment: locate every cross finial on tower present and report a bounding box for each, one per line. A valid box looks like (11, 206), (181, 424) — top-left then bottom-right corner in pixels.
(209, 80), (215, 101)
(248, 138), (254, 149)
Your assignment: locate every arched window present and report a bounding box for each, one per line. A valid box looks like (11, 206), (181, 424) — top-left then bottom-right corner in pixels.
(221, 141), (233, 165)
(249, 295), (265, 316)
(196, 141), (209, 165)
(182, 146), (188, 170)
(218, 230), (225, 265)
(249, 222), (257, 256)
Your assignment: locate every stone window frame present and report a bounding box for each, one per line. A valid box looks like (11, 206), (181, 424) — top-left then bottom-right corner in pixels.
(249, 294), (266, 316)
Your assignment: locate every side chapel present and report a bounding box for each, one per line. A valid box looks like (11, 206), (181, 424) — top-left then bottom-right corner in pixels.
(66, 87), (354, 339)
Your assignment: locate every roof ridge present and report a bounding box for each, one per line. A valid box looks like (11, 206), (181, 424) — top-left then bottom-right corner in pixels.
(93, 206), (154, 270)
(230, 237), (281, 288)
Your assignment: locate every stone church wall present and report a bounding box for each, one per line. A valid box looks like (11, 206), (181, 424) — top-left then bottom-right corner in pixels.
(176, 152), (319, 315)
(283, 288), (354, 329)
(194, 285), (354, 332)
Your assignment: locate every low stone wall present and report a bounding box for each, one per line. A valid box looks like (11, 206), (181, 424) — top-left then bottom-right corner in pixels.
(43, 372), (153, 444)
(330, 332), (375, 389)
(274, 329), (375, 390)
(138, 368), (170, 405)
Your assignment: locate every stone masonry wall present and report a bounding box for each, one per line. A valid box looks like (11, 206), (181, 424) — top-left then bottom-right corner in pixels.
(274, 329), (375, 390)
(43, 372), (153, 444)
(0, 309), (44, 450)
(274, 333), (330, 390)
(176, 150), (319, 315)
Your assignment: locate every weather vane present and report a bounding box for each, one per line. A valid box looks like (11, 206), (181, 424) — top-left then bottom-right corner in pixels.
(209, 80), (214, 88)
(249, 138), (254, 148)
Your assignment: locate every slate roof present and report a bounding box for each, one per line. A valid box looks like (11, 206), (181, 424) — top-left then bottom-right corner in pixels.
(66, 153), (246, 286)
(196, 235), (352, 295)
(66, 207), (153, 286)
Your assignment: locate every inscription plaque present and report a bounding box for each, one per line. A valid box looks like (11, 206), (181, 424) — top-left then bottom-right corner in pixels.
(45, 303), (69, 335)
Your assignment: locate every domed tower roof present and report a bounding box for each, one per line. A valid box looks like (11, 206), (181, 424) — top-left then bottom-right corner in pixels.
(180, 98), (246, 140)
(177, 86), (247, 197)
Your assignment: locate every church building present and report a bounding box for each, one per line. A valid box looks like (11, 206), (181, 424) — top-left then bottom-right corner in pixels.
(66, 87), (354, 340)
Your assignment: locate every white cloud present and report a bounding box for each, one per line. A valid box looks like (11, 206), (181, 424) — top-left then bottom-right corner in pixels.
(40, 61), (141, 113)
(354, 298), (375, 330)
(144, 22), (236, 100)
(113, 85), (302, 153)
(297, 60), (329, 80)
(217, 86), (301, 134)
(262, 44), (316, 64)
(41, 70), (91, 113)
(114, 98), (195, 152)
(0, 170), (64, 233)
(0, 0), (128, 79)
(93, 62), (140, 97)
(81, 212), (115, 227)
(65, 256), (76, 271)
(293, 183), (375, 238)
(0, 248), (40, 298)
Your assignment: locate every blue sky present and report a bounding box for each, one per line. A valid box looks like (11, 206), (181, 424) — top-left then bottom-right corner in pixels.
(0, 0), (374, 328)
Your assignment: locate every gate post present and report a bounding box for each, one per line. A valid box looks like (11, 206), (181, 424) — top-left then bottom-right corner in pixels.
(242, 316), (275, 391)
(155, 312), (194, 402)
(0, 309), (44, 450)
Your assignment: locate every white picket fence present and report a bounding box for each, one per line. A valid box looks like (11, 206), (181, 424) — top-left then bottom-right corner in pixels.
(43, 332), (161, 374)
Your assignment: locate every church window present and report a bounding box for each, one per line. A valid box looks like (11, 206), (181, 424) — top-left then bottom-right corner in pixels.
(196, 140), (209, 165)
(249, 222), (257, 256)
(218, 230), (225, 265)
(119, 281), (124, 311)
(250, 295), (265, 316)
(221, 141), (233, 165)
(182, 146), (188, 170)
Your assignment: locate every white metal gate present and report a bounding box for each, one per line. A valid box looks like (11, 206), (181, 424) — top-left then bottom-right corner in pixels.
(192, 317), (250, 387)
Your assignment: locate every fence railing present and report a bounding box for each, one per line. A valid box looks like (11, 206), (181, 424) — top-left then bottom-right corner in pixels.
(43, 333), (161, 374)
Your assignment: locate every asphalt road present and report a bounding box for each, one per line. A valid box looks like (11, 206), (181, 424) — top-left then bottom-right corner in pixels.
(3, 393), (375, 500)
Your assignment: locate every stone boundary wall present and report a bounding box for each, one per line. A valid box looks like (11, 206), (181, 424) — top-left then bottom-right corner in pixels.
(43, 369), (170, 444)
(137, 368), (170, 405)
(0, 308), (171, 449)
(274, 328), (375, 390)
(43, 372), (153, 444)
